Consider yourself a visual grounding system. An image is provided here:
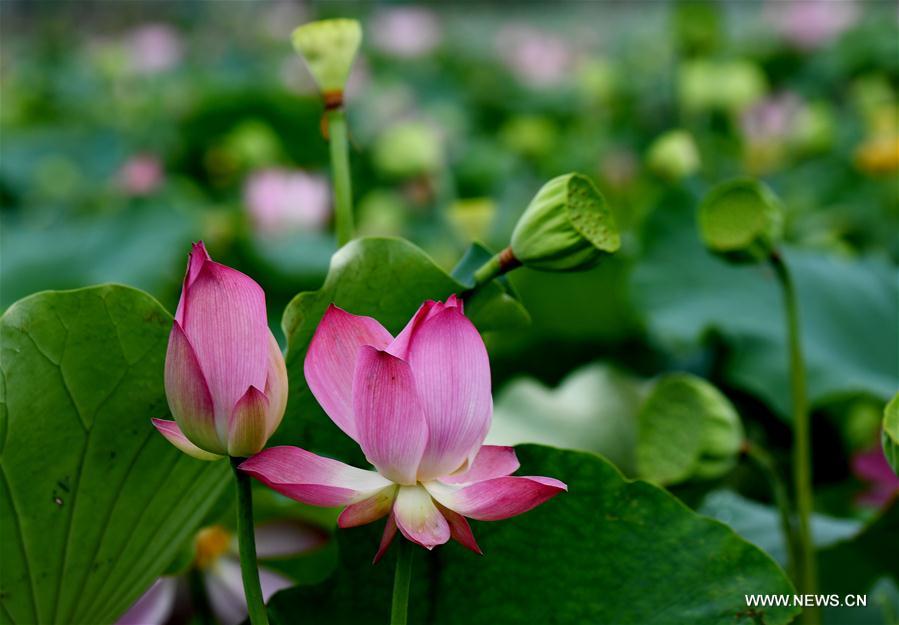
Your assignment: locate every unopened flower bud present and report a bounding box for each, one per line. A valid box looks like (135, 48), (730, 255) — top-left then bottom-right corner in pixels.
(291, 19), (362, 97)
(698, 178), (783, 263)
(510, 173), (620, 272)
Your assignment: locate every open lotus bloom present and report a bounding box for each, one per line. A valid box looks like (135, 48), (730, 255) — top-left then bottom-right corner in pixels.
(241, 296), (566, 558)
(152, 242), (288, 460)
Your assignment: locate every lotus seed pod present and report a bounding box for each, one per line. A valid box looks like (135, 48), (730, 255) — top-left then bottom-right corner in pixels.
(510, 173), (620, 272)
(698, 178), (783, 263)
(292, 19), (362, 95)
(637, 373), (744, 485)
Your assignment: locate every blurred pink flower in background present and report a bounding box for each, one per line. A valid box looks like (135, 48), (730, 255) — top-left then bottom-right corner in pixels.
(371, 7), (442, 58)
(117, 154), (164, 196)
(852, 445), (899, 508)
(127, 23), (184, 74)
(740, 92), (802, 143)
(117, 521), (327, 625)
(766, 0), (859, 50)
(244, 168), (331, 235)
(496, 24), (574, 88)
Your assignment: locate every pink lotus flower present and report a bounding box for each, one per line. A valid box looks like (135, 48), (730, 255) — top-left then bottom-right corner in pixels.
(152, 242), (287, 460)
(241, 296), (566, 558)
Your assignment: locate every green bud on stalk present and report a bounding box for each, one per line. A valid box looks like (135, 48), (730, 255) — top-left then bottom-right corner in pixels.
(292, 19), (362, 96)
(698, 178), (783, 263)
(510, 173), (620, 272)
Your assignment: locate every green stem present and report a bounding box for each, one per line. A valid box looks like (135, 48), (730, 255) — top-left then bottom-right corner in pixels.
(390, 540), (414, 625)
(188, 567), (215, 625)
(743, 442), (798, 580)
(231, 458), (270, 625)
(471, 246), (522, 291)
(770, 252), (818, 624)
(327, 107), (354, 247)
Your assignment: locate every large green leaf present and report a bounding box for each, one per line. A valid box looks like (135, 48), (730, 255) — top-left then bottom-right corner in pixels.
(632, 190), (898, 417)
(267, 445), (799, 625)
(883, 393), (899, 477)
(271, 236), (529, 456)
(0, 285), (229, 624)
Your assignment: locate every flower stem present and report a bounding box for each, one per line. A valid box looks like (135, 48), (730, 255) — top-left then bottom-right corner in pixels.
(390, 539), (414, 625)
(471, 246), (522, 289)
(743, 441), (798, 580)
(231, 458), (270, 625)
(770, 252), (818, 624)
(326, 107), (354, 247)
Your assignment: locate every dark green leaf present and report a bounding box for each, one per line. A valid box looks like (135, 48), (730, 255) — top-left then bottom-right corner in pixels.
(0, 285), (229, 624)
(267, 445), (799, 625)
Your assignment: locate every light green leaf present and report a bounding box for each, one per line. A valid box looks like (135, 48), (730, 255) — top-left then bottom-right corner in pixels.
(632, 190), (898, 417)
(266, 445), (799, 625)
(0, 285), (229, 624)
(637, 373), (744, 485)
(272, 237), (528, 456)
(488, 362), (644, 474)
(883, 393), (899, 477)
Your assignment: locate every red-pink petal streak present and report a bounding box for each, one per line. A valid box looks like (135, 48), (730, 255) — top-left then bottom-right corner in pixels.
(352, 347), (428, 485)
(163, 323), (221, 453)
(441, 445), (520, 485)
(175, 241), (212, 324)
(373, 513), (399, 564)
(305, 305), (393, 440)
(239, 446), (392, 506)
(179, 260), (268, 438)
(430, 476), (567, 521)
(405, 307), (492, 481)
(437, 503), (482, 554)
(393, 486), (451, 550)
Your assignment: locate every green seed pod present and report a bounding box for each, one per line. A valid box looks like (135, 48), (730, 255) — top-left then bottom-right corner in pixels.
(510, 173), (620, 272)
(637, 373), (744, 485)
(647, 129), (700, 180)
(292, 19), (362, 95)
(698, 178), (783, 263)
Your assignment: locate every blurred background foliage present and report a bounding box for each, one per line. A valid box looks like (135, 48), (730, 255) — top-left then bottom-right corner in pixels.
(1, 1), (897, 619)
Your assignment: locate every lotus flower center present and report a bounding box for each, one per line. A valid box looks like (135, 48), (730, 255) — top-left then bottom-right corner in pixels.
(194, 524), (232, 569)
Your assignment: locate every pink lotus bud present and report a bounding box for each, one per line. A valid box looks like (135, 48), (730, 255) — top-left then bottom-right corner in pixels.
(152, 242), (287, 460)
(240, 296), (565, 557)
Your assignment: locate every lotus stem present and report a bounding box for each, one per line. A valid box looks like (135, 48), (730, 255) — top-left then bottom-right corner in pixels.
(390, 540), (414, 625)
(770, 251), (818, 625)
(231, 458), (270, 625)
(326, 104), (354, 247)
